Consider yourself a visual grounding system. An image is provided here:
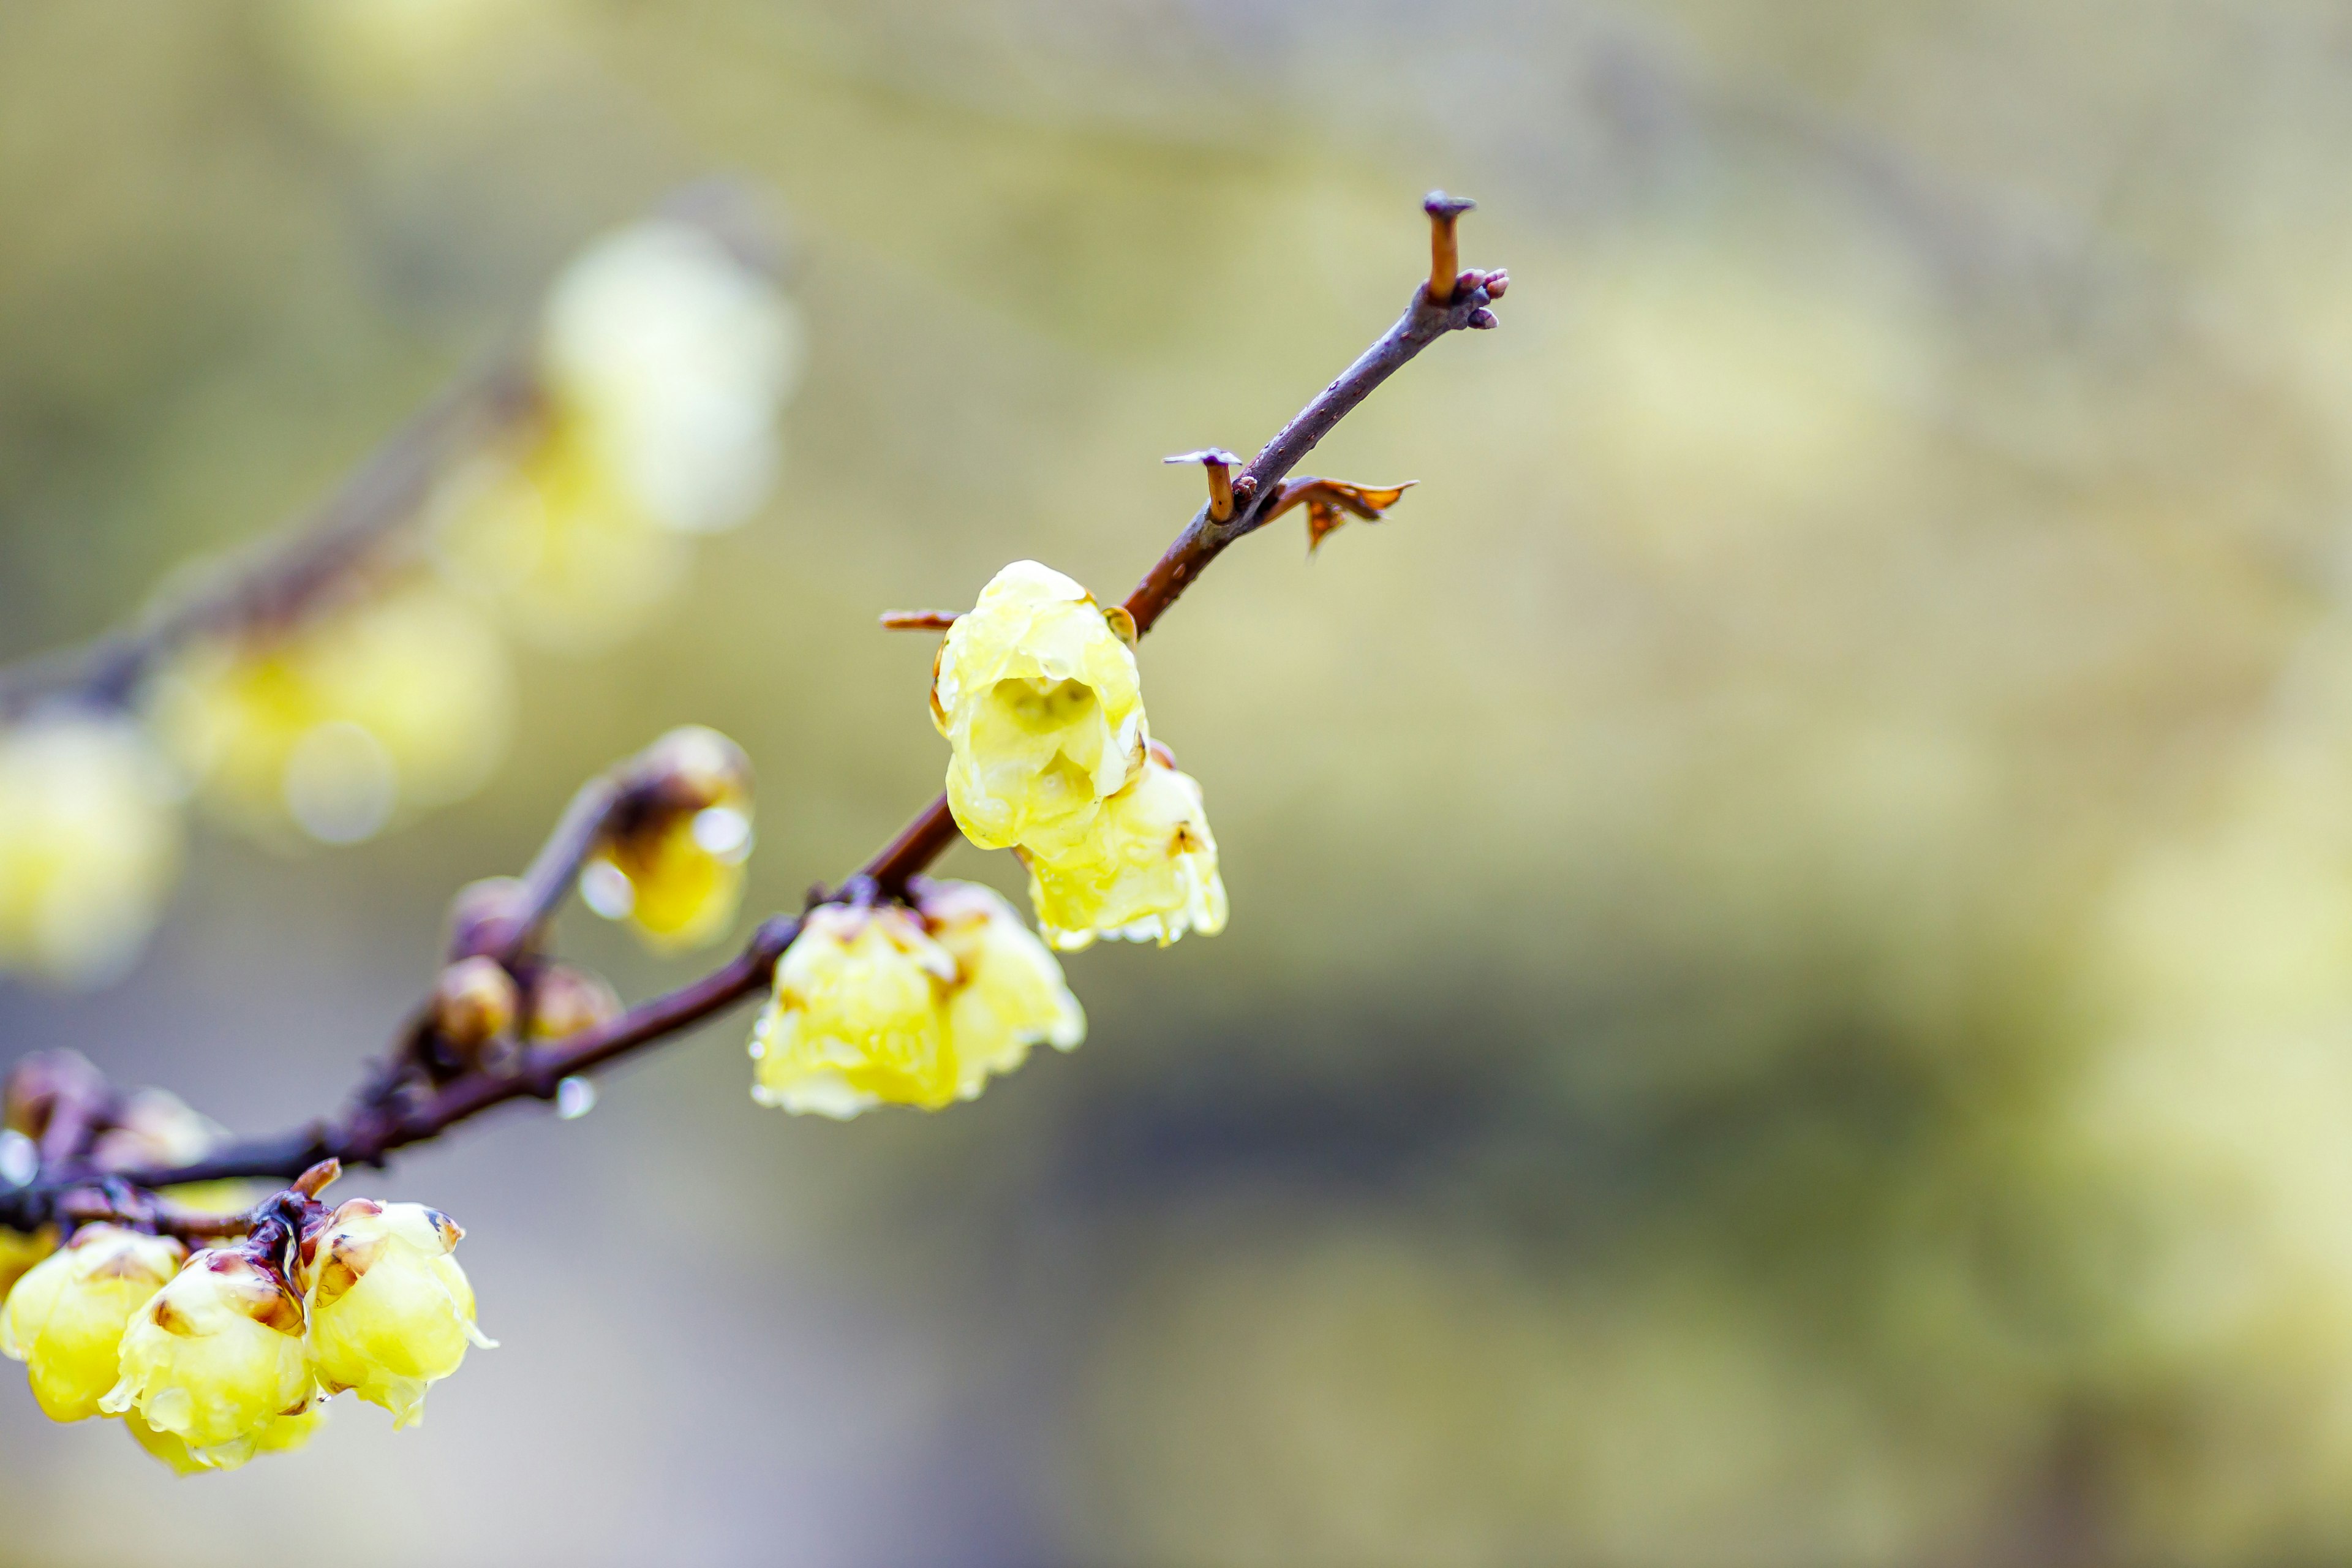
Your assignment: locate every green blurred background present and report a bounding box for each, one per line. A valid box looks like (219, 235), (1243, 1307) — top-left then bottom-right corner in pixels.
(11, 1), (2352, 1561)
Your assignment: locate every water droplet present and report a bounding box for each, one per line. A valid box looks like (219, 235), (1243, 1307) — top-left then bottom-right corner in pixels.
(555, 1077), (597, 1120)
(692, 805), (753, 861)
(0, 1130), (36, 1188)
(579, 861), (635, 920)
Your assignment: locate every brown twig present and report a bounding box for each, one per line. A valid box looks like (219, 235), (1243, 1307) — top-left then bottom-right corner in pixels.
(0, 197), (1507, 1232)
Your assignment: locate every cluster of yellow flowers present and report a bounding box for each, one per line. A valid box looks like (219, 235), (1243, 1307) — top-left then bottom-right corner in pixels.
(0, 214), (800, 987)
(747, 560), (1225, 1118)
(0, 1198), (488, 1474)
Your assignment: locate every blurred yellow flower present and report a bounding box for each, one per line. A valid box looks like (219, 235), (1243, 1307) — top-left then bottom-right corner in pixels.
(102, 1248), (314, 1469)
(750, 904), (959, 1117)
(917, 879), (1085, 1097)
(432, 429), (693, 655)
(1022, 743), (1226, 952)
(0, 1227), (56, 1303)
(580, 726), (755, 951)
(933, 560), (1148, 855)
(1, 1225), (186, 1422)
(540, 217), (804, 537)
(0, 712), (183, 986)
(148, 580), (513, 846)
(300, 1199), (492, 1430)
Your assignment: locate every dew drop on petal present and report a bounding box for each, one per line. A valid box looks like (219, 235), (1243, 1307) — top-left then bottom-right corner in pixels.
(692, 805), (752, 861)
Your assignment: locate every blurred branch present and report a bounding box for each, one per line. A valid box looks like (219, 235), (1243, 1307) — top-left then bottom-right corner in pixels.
(0, 195), (1510, 1231)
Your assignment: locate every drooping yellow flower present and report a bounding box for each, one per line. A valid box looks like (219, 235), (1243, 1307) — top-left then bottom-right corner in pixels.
(1022, 743), (1228, 952)
(916, 880), (1085, 1097)
(102, 1248), (314, 1469)
(750, 904), (959, 1117)
(932, 561), (1148, 856)
(579, 726), (754, 951)
(126, 1404), (323, 1475)
(300, 1199), (492, 1430)
(1, 1225), (186, 1422)
(146, 579), (514, 846)
(0, 1227), (56, 1303)
(0, 712), (184, 986)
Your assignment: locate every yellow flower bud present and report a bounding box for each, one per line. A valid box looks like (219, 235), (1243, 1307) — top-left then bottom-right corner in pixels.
(1, 1225), (186, 1422)
(932, 562), (1148, 855)
(0, 712), (183, 987)
(581, 727), (755, 951)
(102, 1248), (314, 1468)
(0, 1227), (57, 1303)
(527, 963), (622, 1041)
(1021, 744), (1228, 952)
(126, 1404), (323, 1475)
(300, 1199), (492, 1430)
(146, 580), (513, 846)
(750, 904), (959, 1117)
(916, 880), (1085, 1096)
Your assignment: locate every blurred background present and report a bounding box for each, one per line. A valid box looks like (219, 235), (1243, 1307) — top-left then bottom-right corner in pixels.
(7, 0), (2352, 1562)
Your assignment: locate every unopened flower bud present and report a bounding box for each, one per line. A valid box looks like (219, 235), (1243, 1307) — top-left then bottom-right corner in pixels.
(102, 1247), (313, 1468)
(932, 562), (1149, 855)
(1021, 742), (1227, 952)
(445, 876), (527, 960)
(87, 1088), (255, 1220)
(298, 1199), (492, 1429)
(432, 956), (519, 1052)
(527, 963), (622, 1041)
(4, 1049), (110, 1143)
(749, 904), (959, 1117)
(915, 880), (1085, 1096)
(2, 1224), (186, 1421)
(582, 727), (754, 951)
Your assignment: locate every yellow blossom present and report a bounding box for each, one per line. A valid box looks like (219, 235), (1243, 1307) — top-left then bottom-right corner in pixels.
(0, 712), (183, 986)
(300, 1199), (492, 1429)
(146, 580), (513, 846)
(126, 1404), (323, 1475)
(1, 1225), (186, 1422)
(540, 218), (805, 537)
(750, 904), (959, 1117)
(0, 1227), (56, 1303)
(432, 426), (692, 655)
(916, 880), (1085, 1096)
(580, 727), (755, 951)
(102, 1248), (314, 1468)
(1022, 743), (1228, 952)
(933, 561), (1148, 856)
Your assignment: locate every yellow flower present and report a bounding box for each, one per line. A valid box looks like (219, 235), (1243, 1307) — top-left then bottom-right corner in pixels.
(580, 727), (755, 951)
(0, 1227), (56, 1303)
(102, 1248), (314, 1469)
(540, 217), (805, 537)
(432, 426), (692, 655)
(126, 1404), (323, 1475)
(300, 1199), (492, 1430)
(146, 579), (514, 845)
(933, 561), (1148, 855)
(750, 904), (958, 1117)
(1022, 743), (1228, 952)
(1, 1225), (187, 1422)
(0, 712), (183, 986)
(916, 880), (1085, 1096)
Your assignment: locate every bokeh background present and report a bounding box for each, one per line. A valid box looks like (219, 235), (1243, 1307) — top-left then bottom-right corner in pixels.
(9, 0), (2352, 1562)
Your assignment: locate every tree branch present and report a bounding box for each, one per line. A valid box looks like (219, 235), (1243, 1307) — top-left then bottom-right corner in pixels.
(0, 198), (1507, 1233)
